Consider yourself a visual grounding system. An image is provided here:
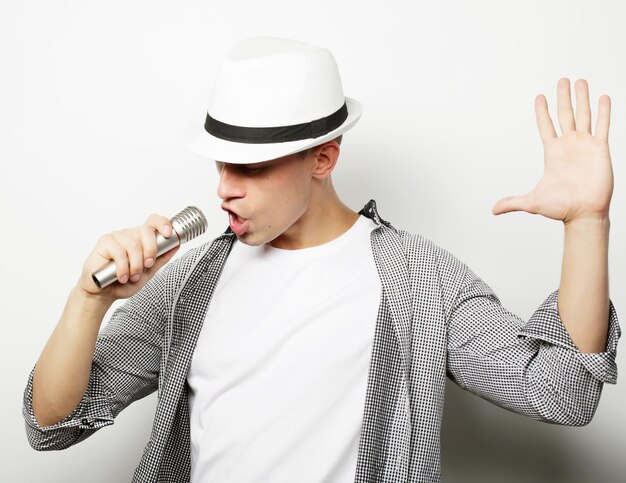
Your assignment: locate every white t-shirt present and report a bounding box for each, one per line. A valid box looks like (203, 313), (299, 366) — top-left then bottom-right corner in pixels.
(187, 215), (380, 482)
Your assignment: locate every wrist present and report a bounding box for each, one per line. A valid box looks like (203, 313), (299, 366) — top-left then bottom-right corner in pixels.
(564, 213), (610, 230)
(563, 215), (610, 248)
(70, 285), (115, 317)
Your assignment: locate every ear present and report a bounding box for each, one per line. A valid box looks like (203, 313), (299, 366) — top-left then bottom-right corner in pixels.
(311, 141), (340, 179)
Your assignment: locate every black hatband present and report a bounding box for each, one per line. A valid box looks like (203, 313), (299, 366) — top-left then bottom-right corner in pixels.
(204, 102), (348, 144)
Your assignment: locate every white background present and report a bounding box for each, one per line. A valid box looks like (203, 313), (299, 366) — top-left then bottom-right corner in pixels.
(2, 1), (625, 482)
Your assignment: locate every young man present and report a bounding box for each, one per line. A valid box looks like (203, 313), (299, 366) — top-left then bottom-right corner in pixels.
(24, 37), (619, 482)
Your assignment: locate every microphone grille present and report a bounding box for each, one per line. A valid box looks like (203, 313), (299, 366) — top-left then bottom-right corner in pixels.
(171, 206), (208, 243)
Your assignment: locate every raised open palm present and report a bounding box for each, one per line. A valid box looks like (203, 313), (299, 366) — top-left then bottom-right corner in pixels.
(493, 78), (613, 224)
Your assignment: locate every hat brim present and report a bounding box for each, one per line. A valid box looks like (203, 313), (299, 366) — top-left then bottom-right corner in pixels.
(182, 97), (362, 164)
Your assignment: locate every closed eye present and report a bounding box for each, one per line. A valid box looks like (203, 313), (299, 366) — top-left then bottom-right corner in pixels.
(242, 165), (263, 174)
(215, 161), (267, 176)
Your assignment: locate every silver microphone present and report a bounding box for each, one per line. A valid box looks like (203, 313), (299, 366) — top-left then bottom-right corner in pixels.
(91, 206), (208, 289)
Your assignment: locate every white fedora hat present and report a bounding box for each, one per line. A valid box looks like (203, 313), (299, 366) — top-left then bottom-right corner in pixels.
(183, 37), (362, 164)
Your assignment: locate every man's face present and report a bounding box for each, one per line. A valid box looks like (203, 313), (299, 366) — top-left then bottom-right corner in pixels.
(216, 152), (316, 247)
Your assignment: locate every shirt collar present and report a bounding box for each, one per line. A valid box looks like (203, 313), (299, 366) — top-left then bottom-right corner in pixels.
(359, 199), (391, 228)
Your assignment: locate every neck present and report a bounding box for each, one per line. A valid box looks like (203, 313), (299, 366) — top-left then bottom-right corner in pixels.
(268, 182), (359, 250)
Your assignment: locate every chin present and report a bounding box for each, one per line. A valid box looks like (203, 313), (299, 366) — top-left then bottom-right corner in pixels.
(235, 231), (266, 247)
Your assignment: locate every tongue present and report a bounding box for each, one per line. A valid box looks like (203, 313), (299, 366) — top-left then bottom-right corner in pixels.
(229, 212), (248, 236)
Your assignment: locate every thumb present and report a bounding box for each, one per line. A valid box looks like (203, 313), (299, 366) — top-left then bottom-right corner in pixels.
(492, 194), (532, 215)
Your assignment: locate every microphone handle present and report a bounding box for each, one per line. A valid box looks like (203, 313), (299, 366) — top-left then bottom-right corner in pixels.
(92, 231), (181, 289)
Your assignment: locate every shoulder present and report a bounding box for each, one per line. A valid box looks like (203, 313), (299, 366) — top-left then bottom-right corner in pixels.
(374, 225), (470, 300)
(376, 225), (467, 274)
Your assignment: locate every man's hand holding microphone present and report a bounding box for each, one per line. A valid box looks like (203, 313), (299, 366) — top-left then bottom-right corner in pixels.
(79, 213), (178, 301)
(32, 207), (207, 427)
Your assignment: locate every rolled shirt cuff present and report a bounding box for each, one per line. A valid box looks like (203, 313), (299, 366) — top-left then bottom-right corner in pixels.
(518, 290), (620, 384)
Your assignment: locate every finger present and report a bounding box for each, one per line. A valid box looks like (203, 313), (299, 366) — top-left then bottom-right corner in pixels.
(140, 225), (159, 268)
(556, 78), (576, 133)
(145, 213), (173, 238)
(492, 194), (536, 216)
(574, 79), (591, 134)
(535, 94), (557, 142)
(96, 234), (131, 284)
(112, 230), (144, 283)
(136, 245), (180, 285)
(595, 95), (611, 142)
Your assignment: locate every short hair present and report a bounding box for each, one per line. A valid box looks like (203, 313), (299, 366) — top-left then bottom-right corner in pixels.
(295, 135), (343, 158)
(330, 134), (343, 146)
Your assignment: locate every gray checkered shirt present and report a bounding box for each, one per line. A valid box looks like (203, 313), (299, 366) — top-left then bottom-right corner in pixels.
(23, 200), (620, 482)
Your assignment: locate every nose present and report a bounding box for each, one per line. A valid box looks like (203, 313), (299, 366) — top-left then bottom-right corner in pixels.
(216, 163), (245, 201)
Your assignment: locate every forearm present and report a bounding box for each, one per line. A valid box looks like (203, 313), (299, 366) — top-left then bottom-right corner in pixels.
(32, 286), (113, 427)
(558, 216), (610, 353)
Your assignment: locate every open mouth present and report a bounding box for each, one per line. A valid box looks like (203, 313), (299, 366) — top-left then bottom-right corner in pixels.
(227, 210), (249, 236)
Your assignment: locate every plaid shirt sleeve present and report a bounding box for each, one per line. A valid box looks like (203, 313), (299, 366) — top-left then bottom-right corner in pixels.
(445, 262), (620, 426)
(22, 252), (186, 451)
